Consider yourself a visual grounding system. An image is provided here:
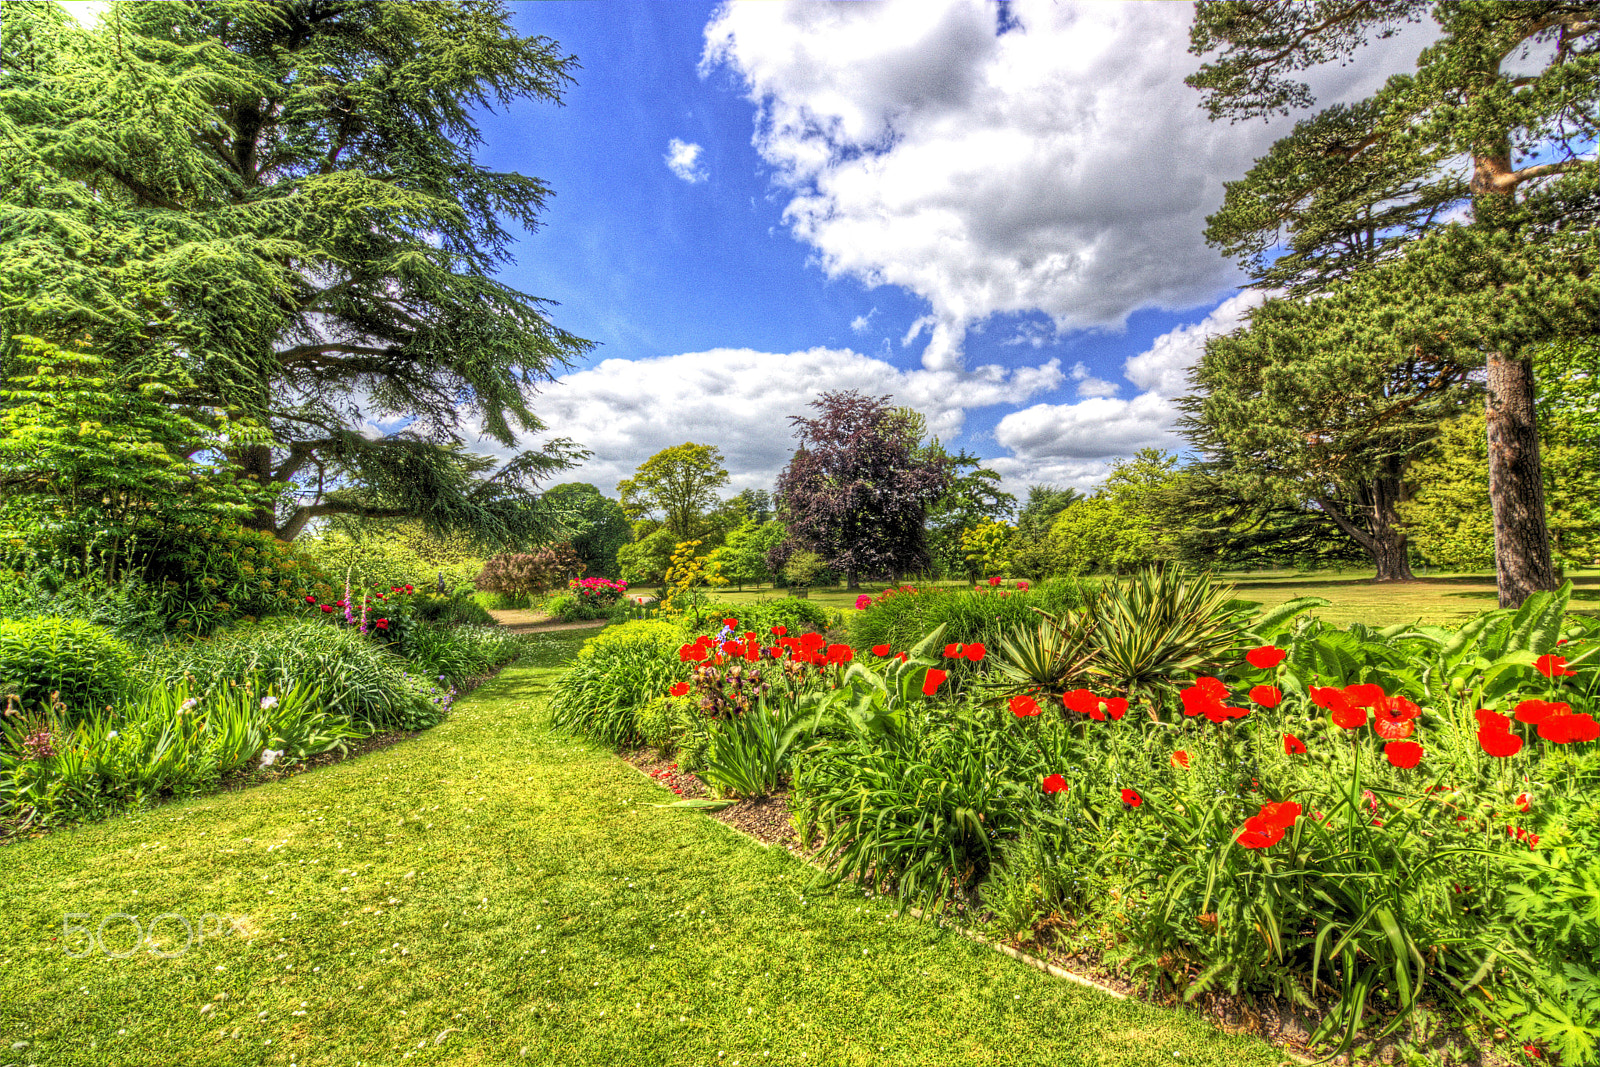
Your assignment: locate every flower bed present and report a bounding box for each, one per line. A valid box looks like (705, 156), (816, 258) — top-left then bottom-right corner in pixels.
(556, 574), (1600, 1063)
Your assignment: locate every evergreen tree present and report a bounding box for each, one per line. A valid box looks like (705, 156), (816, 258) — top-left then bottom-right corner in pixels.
(0, 0), (590, 543)
(1190, 0), (1600, 604)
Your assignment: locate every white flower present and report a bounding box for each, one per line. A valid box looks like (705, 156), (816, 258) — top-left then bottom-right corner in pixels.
(260, 696), (279, 710)
(259, 749), (284, 768)
(106, 731), (119, 740)
(180, 698), (198, 712)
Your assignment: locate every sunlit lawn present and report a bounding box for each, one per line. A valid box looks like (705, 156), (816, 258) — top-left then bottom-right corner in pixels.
(1, 629), (1283, 1067)
(716, 569), (1600, 629)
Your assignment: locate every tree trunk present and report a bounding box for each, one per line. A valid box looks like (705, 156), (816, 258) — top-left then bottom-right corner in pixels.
(1485, 351), (1558, 607)
(239, 442), (280, 535)
(1314, 477), (1413, 581)
(846, 565), (859, 591)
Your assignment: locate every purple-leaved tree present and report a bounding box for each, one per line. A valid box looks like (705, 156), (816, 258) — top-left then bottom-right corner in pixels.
(774, 391), (952, 590)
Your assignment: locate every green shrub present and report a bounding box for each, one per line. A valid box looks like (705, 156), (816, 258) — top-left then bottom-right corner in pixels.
(695, 597), (829, 637)
(1, 679), (364, 827)
(0, 617), (133, 720)
(140, 620), (447, 731)
(139, 520), (335, 635)
(543, 592), (609, 622)
(401, 622), (526, 688)
(549, 620), (683, 746)
(410, 593), (496, 627)
(0, 566), (170, 643)
(634, 694), (696, 753)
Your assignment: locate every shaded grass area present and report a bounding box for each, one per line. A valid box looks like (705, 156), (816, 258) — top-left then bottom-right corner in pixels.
(1, 629), (1279, 1067)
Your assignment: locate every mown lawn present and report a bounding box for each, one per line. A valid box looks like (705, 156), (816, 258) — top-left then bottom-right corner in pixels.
(1, 629), (1282, 1067)
(717, 570), (1600, 629)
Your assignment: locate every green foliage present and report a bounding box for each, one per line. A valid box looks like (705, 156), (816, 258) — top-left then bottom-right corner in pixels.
(699, 698), (811, 800)
(660, 539), (727, 616)
(1402, 408), (1599, 570)
(298, 530), (479, 596)
(549, 620), (684, 746)
(0, 617), (132, 720)
(139, 520), (335, 635)
(850, 580), (1089, 686)
(542, 593), (609, 623)
(960, 521), (1013, 580)
(617, 527), (676, 586)
(617, 444), (731, 540)
(793, 706), (1026, 916)
(781, 550), (829, 589)
(540, 483), (632, 579)
(706, 519), (785, 589)
(409, 593), (495, 628)
(925, 450), (1017, 578)
(697, 598), (830, 639)
(0, 340), (270, 576)
(1, 678), (363, 827)
(0, 1), (591, 542)
(396, 623), (526, 690)
(1048, 451), (1181, 575)
(140, 621), (448, 732)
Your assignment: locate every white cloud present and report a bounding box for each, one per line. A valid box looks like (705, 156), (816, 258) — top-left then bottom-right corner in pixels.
(850, 307), (878, 333)
(665, 138), (709, 184)
(496, 346), (1064, 495)
(703, 0), (1433, 365)
(986, 290), (1269, 490)
(1123, 290), (1268, 399)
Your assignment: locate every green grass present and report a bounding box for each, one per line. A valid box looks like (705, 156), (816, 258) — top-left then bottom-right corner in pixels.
(0, 628), (1282, 1067)
(716, 569), (1600, 629)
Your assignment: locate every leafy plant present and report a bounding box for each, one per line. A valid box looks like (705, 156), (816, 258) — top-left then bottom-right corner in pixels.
(549, 620), (684, 745)
(0, 616), (132, 721)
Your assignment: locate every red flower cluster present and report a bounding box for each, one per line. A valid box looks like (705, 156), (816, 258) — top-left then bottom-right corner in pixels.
(871, 644), (892, 657)
(942, 642), (986, 662)
(1062, 688), (1128, 721)
(987, 576), (1002, 587)
(1236, 799), (1301, 849)
(1179, 677), (1248, 723)
(1170, 749), (1191, 769)
(677, 630), (853, 669)
(1041, 773), (1068, 794)
(1514, 697), (1600, 741)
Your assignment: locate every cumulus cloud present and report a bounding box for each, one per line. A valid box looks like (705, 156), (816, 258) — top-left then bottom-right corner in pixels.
(665, 138), (709, 183)
(1123, 290), (1268, 399)
(702, 0), (1432, 365)
(988, 289), (1272, 490)
(495, 347), (1064, 495)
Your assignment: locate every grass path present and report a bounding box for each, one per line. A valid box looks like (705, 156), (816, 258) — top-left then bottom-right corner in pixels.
(2, 632), (1281, 1067)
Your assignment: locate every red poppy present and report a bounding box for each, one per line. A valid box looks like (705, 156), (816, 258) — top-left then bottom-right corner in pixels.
(1539, 712), (1600, 744)
(771, 625), (787, 636)
(826, 643), (854, 665)
(1343, 683), (1386, 708)
(669, 682), (690, 697)
(1514, 698), (1568, 724)
(1372, 707), (1415, 740)
(1249, 685), (1282, 708)
(963, 642), (986, 662)
(1283, 734), (1307, 755)
(1009, 694), (1041, 718)
(1245, 645), (1286, 670)
(943, 643), (964, 657)
(1194, 676), (1229, 701)
(1120, 788), (1143, 808)
(1384, 740), (1424, 768)
(1475, 708), (1512, 733)
(895, 652), (908, 662)
(320, 604), (334, 613)
(305, 595), (317, 604)
(1237, 825), (1284, 849)
(722, 640), (743, 657)
(1063, 689), (1101, 717)
(1104, 697), (1128, 720)
(921, 669), (947, 696)
(1170, 750), (1191, 769)
(872, 644), (892, 657)
(1258, 800), (1302, 828)
(375, 619), (389, 630)
(722, 617), (738, 629)
(1041, 774), (1069, 794)
(1478, 729), (1524, 757)
(1535, 654), (1576, 678)
(800, 632), (825, 652)
(1516, 792), (1532, 813)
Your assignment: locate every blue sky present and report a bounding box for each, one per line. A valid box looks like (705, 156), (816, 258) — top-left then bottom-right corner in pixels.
(63, 0), (1430, 498)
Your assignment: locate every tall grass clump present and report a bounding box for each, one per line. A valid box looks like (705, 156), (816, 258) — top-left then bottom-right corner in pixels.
(401, 622), (527, 688)
(140, 620), (446, 731)
(549, 620), (684, 746)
